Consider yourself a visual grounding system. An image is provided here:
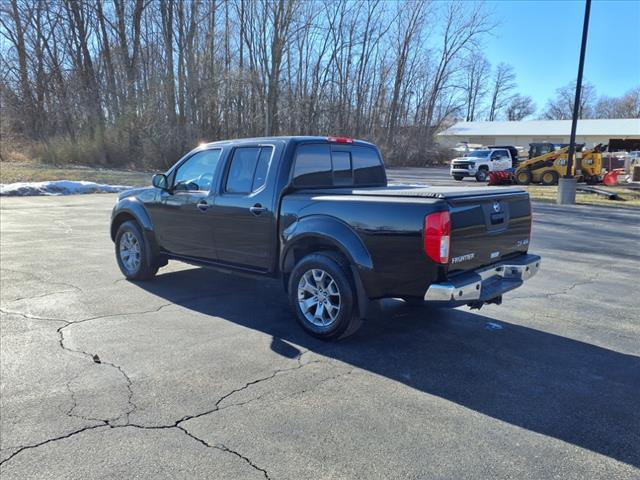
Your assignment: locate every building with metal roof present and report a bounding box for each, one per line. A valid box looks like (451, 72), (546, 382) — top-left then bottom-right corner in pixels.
(438, 119), (640, 150)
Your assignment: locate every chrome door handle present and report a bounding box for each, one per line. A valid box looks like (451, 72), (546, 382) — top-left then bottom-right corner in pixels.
(197, 201), (209, 211)
(249, 204), (266, 215)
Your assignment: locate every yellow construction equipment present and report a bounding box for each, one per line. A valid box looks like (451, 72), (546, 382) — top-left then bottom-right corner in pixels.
(514, 144), (604, 185)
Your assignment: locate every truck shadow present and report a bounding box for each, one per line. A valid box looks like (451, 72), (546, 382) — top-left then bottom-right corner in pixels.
(136, 266), (640, 468)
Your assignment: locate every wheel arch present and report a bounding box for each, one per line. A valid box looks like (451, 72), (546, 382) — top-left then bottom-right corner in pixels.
(280, 216), (374, 316)
(110, 199), (154, 241)
(281, 217), (373, 272)
(110, 199), (161, 257)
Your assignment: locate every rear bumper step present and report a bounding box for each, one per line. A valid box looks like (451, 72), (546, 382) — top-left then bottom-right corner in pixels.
(424, 254), (541, 303)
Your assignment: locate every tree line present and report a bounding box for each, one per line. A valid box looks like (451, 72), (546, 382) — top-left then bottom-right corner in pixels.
(457, 54), (639, 123)
(541, 82), (639, 121)
(1, 0), (637, 169)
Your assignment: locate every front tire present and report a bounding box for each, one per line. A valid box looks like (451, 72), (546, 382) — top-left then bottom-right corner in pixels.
(115, 221), (159, 280)
(288, 253), (361, 340)
(475, 168), (488, 182)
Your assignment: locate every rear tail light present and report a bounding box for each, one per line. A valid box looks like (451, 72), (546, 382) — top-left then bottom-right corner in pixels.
(327, 136), (354, 144)
(424, 211), (451, 264)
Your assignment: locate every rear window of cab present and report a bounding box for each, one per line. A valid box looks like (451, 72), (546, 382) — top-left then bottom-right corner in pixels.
(292, 144), (385, 187)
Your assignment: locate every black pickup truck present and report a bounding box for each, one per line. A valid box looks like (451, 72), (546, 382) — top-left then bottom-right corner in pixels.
(111, 136), (540, 339)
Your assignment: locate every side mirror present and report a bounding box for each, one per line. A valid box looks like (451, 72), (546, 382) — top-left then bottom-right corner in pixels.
(152, 173), (169, 190)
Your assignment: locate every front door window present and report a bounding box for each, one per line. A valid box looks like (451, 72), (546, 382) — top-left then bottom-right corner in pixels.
(173, 149), (222, 192)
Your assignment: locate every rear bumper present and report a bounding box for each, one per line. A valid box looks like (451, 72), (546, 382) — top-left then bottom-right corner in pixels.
(424, 253), (541, 303)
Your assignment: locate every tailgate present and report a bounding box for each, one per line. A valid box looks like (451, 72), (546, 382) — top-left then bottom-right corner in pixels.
(446, 190), (531, 274)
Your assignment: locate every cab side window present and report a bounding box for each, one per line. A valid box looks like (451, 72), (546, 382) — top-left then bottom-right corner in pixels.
(352, 146), (386, 184)
(252, 147), (273, 191)
(292, 144), (385, 187)
(174, 149), (222, 192)
(332, 150), (353, 186)
(292, 144), (332, 187)
(225, 146), (274, 194)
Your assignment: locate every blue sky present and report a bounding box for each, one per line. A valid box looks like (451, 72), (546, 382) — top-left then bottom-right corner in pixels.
(484, 0), (640, 109)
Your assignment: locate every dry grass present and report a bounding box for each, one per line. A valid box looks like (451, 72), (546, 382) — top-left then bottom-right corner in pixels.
(2, 159), (639, 209)
(0, 160), (152, 187)
(519, 184), (640, 208)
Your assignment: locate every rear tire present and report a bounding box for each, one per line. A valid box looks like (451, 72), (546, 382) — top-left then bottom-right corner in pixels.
(115, 221), (159, 280)
(403, 298), (425, 306)
(288, 253), (361, 340)
(516, 169), (532, 185)
(540, 170), (559, 186)
(585, 175), (600, 185)
(475, 168), (488, 182)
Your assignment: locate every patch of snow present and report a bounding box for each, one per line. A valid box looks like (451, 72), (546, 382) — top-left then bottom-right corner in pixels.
(0, 180), (133, 197)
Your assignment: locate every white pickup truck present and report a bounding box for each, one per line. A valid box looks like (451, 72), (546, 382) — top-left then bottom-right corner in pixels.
(450, 146), (518, 182)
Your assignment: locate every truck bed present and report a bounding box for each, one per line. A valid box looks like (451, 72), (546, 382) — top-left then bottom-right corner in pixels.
(282, 184), (532, 297)
(352, 185), (527, 199)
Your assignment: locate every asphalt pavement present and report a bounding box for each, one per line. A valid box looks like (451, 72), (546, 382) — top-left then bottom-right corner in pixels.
(1, 171), (639, 479)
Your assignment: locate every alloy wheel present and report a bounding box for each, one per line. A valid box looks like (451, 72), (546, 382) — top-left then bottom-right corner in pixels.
(119, 231), (141, 273)
(297, 268), (341, 327)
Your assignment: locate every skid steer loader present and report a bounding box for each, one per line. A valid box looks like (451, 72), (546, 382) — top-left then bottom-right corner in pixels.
(514, 144), (604, 185)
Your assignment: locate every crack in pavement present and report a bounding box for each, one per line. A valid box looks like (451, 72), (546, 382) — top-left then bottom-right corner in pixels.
(5, 289), (80, 303)
(1, 301), (177, 326)
(63, 379), (115, 424)
(530, 310), (639, 343)
(0, 347), (335, 478)
(214, 363), (356, 416)
(278, 368), (357, 404)
(0, 424), (109, 466)
(176, 354), (313, 425)
(0, 267), (84, 295)
(47, 291), (241, 424)
(121, 350), (330, 430)
(173, 425), (272, 479)
(54, 289), (238, 328)
(0, 422), (272, 479)
(125, 424), (273, 479)
(56, 326), (137, 425)
(509, 273), (600, 300)
(0, 308), (69, 324)
(212, 442), (272, 480)
(1, 296), (337, 478)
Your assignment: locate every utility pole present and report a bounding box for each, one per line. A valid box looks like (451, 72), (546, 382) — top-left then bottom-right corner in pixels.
(558, 0), (591, 205)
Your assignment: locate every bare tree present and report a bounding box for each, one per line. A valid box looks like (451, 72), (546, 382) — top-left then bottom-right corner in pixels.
(260, 0), (299, 135)
(1, 0), (36, 132)
(461, 52), (490, 121)
(542, 81), (597, 120)
(0, 0), (498, 168)
(487, 62), (515, 121)
(420, 1), (494, 145)
(620, 87), (640, 118)
(159, 0), (177, 129)
(594, 87), (640, 119)
(506, 94), (535, 121)
(386, 0), (427, 144)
